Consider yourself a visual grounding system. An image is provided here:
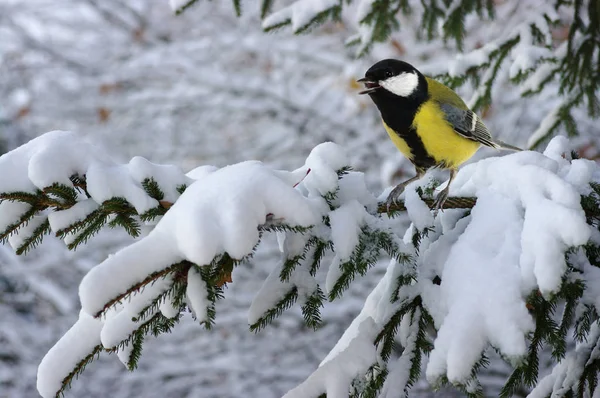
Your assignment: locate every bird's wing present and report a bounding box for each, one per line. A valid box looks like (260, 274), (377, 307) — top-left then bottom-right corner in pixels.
(437, 102), (499, 149)
(424, 77), (499, 149)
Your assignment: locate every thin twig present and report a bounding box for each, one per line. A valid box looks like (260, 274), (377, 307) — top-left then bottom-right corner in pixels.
(94, 262), (191, 318)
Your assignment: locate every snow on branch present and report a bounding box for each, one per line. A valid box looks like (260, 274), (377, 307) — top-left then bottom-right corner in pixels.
(1, 131), (599, 397)
(289, 137), (600, 397)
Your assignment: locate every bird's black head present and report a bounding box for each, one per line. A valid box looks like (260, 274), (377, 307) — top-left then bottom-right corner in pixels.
(357, 59), (427, 102)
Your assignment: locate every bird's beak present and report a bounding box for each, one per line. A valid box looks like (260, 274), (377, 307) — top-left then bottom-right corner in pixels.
(357, 77), (380, 95)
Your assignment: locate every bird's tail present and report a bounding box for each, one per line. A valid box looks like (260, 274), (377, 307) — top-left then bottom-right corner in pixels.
(493, 140), (523, 152)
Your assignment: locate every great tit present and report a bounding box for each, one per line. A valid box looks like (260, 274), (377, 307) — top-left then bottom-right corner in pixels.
(358, 59), (521, 211)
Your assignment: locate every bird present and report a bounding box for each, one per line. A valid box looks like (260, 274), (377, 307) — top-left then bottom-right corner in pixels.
(357, 59), (521, 212)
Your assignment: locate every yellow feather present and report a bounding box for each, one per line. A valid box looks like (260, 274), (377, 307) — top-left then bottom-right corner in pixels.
(412, 101), (480, 168)
(383, 121), (413, 161)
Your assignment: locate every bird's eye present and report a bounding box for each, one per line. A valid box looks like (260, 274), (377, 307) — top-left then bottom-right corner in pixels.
(385, 71), (393, 78)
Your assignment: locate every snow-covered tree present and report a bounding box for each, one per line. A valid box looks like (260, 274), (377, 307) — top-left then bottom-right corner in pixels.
(1, 1), (599, 398)
(0, 129), (597, 398)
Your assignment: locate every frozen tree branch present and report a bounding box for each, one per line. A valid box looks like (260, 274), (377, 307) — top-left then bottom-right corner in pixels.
(0, 131), (598, 398)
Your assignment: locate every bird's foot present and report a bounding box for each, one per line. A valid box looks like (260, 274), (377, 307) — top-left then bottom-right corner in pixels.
(433, 188), (449, 217)
(385, 183), (406, 212)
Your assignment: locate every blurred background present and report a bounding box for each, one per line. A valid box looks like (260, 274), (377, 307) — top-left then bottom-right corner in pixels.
(0, 1), (597, 397)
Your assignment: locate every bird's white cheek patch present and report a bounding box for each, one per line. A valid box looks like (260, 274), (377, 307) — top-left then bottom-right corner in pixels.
(380, 72), (419, 97)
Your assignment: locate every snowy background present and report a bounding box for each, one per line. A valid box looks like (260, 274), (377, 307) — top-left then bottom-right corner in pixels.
(0, 1), (598, 397)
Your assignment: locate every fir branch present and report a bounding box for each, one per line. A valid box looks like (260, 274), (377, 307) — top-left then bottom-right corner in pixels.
(301, 286), (325, 330)
(141, 178), (164, 201)
(55, 209), (104, 239)
(0, 190), (43, 205)
(176, 184), (187, 195)
(309, 237), (333, 276)
(100, 197), (137, 216)
(15, 218), (51, 255)
(56, 343), (104, 398)
(260, 0), (274, 19)
(92, 262), (190, 318)
(501, 290), (561, 396)
(139, 206), (167, 222)
(0, 205), (38, 243)
(107, 213), (141, 238)
(173, 0), (200, 15)
(198, 265), (225, 329)
(250, 287), (298, 332)
(556, 278), (585, 359)
(111, 311), (180, 370)
(233, 0), (242, 16)
(352, 364), (388, 398)
(575, 304), (599, 342)
(125, 332), (144, 371)
(258, 223), (313, 234)
(279, 253), (305, 283)
(66, 211), (110, 250)
(43, 183), (79, 206)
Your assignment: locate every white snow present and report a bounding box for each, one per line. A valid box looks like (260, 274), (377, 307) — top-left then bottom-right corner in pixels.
(528, 322), (600, 398)
(450, 143), (591, 295)
(301, 142), (349, 196)
(47, 199), (99, 233)
(324, 255), (343, 296)
(426, 192), (535, 384)
(186, 165), (218, 181)
(322, 258), (410, 365)
(186, 266), (209, 323)
(527, 103), (561, 149)
(128, 157), (192, 204)
(248, 233), (317, 324)
(448, 44), (498, 77)
(0, 201), (31, 234)
(86, 164), (158, 215)
(404, 184), (434, 230)
(7, 213), (47, 251)
(37, 310), (103, 398)
(79, 158), (319, 317)
(262, 0), (340, 33)
(20, 127), (596, 398)
(335, 171), (378, 212)
(329, 200), (368, 261)
(380, 308), (421, 398)
(283, 317), (379, 398)
(100, 275), (174, 349)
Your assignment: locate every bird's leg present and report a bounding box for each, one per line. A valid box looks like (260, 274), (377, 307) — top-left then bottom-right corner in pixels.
(386, 169), (426, 211)
(433, 169), (457, 215)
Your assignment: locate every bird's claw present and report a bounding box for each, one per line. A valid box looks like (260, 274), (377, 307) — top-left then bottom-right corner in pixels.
(432, 189), (449, 217)
(385, 184), (406, 213)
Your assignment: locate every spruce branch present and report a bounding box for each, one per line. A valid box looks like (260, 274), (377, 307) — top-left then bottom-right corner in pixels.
(15, 218), (51, 255)
(56, 343), (104, 398)
(249, 287), (299, 332)
(92, 262), (191, 318)
(308, 237), (333, 276)
(43, 183), (79, 206)
(65, 211), (110, 250)
(0, 205), (38, 243)
(353, 364), (388, 398)
(301, 286), (325, 330)
(197, 265), (225, 329)
(141, 178), (164, 201)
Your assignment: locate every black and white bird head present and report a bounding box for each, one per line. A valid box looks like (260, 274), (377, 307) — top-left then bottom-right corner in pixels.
(358, 59), (425, 100)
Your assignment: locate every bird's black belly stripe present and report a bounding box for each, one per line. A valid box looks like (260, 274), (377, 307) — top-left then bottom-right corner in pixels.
(376, 100), (437, 170)
(398, 127), (437, 170)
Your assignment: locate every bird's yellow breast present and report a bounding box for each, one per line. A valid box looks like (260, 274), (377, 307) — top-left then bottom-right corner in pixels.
(383, 101), (480, 169)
